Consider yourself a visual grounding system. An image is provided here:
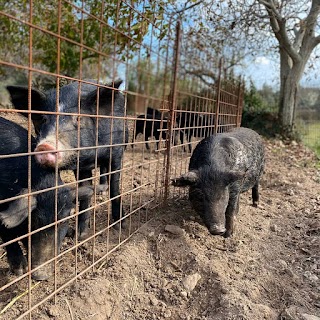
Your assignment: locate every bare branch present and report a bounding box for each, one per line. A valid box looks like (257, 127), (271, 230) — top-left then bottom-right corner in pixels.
(300, 0), (320, 55)
(183, 70), (216, 87)
(258, 0), (301, 63)
(176, 0), (205, 15)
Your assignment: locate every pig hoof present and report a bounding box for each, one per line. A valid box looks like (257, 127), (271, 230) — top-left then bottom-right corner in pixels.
(209, 225), (226, 236)
(32, 270), (51, 281)
(66, 227), (75, 238)
(78, 231), (90, 241)
(10, 257), (27, 276)
(223, 231), (232, 238)
(252, 202), (258, 208)
(113, 219), (127, 231)
(12, 266), (24, 276)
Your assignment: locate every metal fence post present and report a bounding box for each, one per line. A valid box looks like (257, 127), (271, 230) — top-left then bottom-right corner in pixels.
(164, 21), (181, 201)
(214, 58), (223, 134)
(236, 81), (244, 127)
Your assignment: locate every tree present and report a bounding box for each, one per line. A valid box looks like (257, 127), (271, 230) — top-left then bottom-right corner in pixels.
(199, 0), (320, 134)
(258, 0), (320, 134)
(170, 0), (320, 134)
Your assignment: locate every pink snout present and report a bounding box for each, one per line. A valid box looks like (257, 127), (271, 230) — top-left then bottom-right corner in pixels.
(35, 143), (60, 167)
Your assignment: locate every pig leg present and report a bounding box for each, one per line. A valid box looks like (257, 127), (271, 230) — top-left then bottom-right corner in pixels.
(99, 164), (110, 196)
(155, 129), (160, 150)
(1, 231), (27, 275)
(110, 153), (126, 229)
(77, 169), (93, 240)
(252, 182), (259, 207)
(188, 133), (192, 153)
(224, 196), (240, 238)
(144, 131), (150, 150)
(180, 131), (187, 152)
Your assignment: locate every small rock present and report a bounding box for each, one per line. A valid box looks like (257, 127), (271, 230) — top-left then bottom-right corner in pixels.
(291, 140), (298, 146)
(189, 216), (196, 221)
(180, 291), (188, 298)
(182, 273), (201, 292)
(164, 224), (185, 236)
(302, 314), (320, 320)
(304, 271), (319, 282)
(163, 309), (172, 318)
(270, 224), (278, 232)
(221, 287), (228, 294)
(278, 259), (288, 269)
(149, 296), (159, 306)
(286, 268), (297, 279)
(286, 189), (295, 196)
(279, 306), (298, 320)
(47, 305), (60, 317)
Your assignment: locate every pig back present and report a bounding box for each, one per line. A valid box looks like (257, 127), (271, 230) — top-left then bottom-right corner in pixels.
(189, 127), (264, 192)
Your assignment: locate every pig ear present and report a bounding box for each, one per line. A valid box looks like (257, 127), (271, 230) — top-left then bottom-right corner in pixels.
(171, 171), (199, 187)
(6, 86), (46, 112)
(224, 171), (246, 184)
(0, 190), (37, 229)
(83, 79), (123, 112)
(6, 86), (46, 133)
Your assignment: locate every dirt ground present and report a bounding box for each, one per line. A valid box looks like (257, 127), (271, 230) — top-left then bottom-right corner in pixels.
(0, 114), (319, 319)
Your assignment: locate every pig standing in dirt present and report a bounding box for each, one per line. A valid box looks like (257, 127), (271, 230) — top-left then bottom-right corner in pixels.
(7, 80), (128, 240)
(172, 127), (265, 237)
(0, 117), (96, 279)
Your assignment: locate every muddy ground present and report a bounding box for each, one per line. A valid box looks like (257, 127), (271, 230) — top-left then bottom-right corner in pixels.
(0, 113), (319, 320)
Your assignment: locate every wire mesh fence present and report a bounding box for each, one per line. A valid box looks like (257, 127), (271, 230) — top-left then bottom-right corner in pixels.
(0, 1), (243, 318)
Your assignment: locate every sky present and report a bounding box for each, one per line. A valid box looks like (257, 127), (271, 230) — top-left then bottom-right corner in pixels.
(240, 55), (320, 90)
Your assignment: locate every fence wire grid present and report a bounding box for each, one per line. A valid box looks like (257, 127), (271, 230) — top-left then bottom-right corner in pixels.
(0, 1), (244, 318)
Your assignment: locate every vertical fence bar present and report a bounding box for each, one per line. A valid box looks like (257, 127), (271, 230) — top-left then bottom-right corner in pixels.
(27, 1), (34, 317)
(214, 58), (223, 134)
(164, 21), (181, 201)
(236, 81), (244, 127)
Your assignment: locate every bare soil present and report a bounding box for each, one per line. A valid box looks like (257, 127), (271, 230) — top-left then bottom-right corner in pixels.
(0, 113), (319, 320)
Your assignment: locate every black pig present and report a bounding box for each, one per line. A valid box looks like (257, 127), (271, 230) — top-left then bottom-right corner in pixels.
(133, 112), (167, 150)
(7, 80), (128, 240)
(0, 117), (94, 280)
(176, 113), (215, 152)
(172, 127), (265, 237)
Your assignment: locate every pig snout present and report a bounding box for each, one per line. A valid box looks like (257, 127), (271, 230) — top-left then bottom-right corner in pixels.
(208, 224), (226, 236)
(35, 143), (60, 167)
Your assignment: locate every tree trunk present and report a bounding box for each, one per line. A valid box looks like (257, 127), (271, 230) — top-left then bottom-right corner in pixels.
(278, 49), (305, 133)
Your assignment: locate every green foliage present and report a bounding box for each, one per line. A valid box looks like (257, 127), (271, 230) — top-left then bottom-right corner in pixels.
(0, 0), (170, 78)
(296, 121), (320, 158)
(244, 80), (278, 113)
(242, 80), (282, 137)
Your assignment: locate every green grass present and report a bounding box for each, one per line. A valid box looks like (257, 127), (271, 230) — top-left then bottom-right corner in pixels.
(299, 121), (320, 158)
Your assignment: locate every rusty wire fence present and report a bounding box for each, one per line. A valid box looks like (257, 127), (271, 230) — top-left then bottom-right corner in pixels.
(0, 1), (243, 318)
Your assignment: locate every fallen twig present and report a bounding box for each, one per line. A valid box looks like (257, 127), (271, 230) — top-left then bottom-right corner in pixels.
(0, 252), (7, 259)
(65, 298), (74, 320)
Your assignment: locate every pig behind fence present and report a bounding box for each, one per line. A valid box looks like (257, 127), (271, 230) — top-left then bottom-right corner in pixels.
(172, 127), (265, 237)
(176, 112), (215, 152)
(0, 117), (95, 280)
(7, 80), (128, 240)
(132, 108), (168, 150)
